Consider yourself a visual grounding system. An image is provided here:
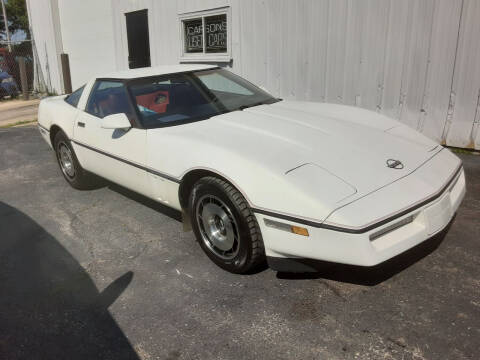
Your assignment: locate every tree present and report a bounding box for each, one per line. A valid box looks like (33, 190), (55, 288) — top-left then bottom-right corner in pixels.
(1, 0), (29, 40)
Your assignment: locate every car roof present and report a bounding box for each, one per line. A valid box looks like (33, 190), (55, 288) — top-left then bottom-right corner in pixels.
(99, 64), (218, 80)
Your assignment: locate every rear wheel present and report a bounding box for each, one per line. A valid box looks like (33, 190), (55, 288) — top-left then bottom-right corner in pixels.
(53, 131), (96, 190)
(189, 177), (265, 274)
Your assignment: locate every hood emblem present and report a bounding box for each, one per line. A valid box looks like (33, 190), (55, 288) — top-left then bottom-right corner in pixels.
(386, 159), (404, 169)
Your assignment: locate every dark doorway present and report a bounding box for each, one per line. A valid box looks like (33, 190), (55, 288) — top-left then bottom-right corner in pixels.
(125, 9), (151, 69)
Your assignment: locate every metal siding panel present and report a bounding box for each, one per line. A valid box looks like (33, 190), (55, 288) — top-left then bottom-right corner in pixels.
(239, 0), (255, 82)
(342, 0), (363, 106)
(325, 0), (348, 103)
(306, 0), (329, 102)
(474, 98), (480, 149)
(420, 0), (462, 143)
(178, 0), (229, 14)
(399, 0), (436, 130)
(230, 0), (242, 74)
(57, 0), (116, 88)
(253, 0), (268, 89)
(293, 0), (313, 100)
(264, 0), (282, 96)
(446, 0), (480, 149)
(152, 0), (179, 65)
(26, 0), (64, 93)
(110, 0), (126, 70)
(358, 0), (390, 111)
(380, 0), (411, 119)
(280, 0), (298, 99)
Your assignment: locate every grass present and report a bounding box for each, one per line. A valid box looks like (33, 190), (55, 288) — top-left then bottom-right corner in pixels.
(0, 119), (37, 128)
(448, 146), (480, 156)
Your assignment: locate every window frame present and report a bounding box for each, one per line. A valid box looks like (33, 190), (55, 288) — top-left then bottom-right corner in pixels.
(178, 7), (231, 63)
(125, 69), (220, 129)
(84, 78), (142, 128)
(64, 85), (86, 108)
(125, 67), (280, 130)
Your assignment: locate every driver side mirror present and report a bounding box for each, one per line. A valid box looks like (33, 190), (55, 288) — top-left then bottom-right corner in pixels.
(101, 113), (131, 131)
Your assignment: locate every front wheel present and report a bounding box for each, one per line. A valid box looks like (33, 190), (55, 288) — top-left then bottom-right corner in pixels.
(189, 177), (265, 274)
(53, 130), (96, 190)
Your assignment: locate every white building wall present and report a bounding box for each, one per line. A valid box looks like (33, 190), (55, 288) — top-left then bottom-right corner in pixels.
(223, 0), (475, 148)
(110, 0), (180, 71)
(446, 0), (480, 149)
(57, 0), (116, 89)
(28, 0), (480, 149)
(26, 0), (64, 94)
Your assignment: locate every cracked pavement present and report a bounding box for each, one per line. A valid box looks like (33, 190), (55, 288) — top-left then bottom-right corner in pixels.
(0, 126), (479, 359)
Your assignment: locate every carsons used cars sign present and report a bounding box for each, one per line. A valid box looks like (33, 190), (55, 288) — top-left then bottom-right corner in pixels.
(184, 14), (227, 53)
(205, 15), (227, 53)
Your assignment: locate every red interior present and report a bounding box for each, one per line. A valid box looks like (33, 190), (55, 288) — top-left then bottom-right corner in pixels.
(136, 90), (170, 113)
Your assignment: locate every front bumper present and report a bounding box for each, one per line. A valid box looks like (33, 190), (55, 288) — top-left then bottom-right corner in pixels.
(257, 166), (466, 268)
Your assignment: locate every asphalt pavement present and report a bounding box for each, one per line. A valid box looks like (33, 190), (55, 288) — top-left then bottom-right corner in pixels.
(0, 126), (479, 360)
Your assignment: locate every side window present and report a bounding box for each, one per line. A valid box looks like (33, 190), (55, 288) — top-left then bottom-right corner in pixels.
(86, 81), (131, 118)
(65, 85), (85, 107)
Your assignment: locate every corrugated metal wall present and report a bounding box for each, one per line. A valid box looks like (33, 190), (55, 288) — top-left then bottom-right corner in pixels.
(57, 0), (117, 88)
(109, 0), (480, 150)
(26, 0), (64, 93)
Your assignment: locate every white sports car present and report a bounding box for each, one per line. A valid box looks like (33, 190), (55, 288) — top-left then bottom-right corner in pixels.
(38, 64), (466, 274)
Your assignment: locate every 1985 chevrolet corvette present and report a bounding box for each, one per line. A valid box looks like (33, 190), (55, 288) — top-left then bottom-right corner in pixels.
(38, 64), (466, 273)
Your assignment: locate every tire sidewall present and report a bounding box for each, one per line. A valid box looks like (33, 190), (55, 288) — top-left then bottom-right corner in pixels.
(189, 180), (255, 273)
(53, 131), (82, 187)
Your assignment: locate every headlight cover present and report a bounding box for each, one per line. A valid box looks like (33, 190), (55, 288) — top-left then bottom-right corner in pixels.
(285, 163), (357, 205)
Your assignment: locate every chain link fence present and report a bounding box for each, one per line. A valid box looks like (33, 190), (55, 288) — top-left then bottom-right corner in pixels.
(0, 39), (48, 99)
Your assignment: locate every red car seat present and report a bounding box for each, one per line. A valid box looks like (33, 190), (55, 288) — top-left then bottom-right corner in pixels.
(136, 91), (169, 113)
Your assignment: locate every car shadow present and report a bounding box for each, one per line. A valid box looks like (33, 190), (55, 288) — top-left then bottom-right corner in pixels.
(96, 180), (450, 284)
(276, 220), (453, 286)
(107, 183), (183, 222)
(0, 201), (140, 360)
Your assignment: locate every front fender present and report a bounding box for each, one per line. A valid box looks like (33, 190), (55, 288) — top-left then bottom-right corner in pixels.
(147, 133), (345, 223)
(38, 95), (77, 141)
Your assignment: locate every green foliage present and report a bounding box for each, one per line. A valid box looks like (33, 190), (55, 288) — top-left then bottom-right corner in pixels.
(449, 147), (480, 156)
(1, 0), (29, 38)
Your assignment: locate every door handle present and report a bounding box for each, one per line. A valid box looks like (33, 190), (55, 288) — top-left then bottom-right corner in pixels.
(77, 122), (85, 128)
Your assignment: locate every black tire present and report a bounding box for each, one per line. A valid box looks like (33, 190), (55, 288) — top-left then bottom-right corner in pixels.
(189, 176), (265, 274)
(53, 130), (96, 190)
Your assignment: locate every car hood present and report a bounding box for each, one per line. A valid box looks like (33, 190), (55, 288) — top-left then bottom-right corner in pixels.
(204, 101), (439, 200)
(149, 101), (441, 222)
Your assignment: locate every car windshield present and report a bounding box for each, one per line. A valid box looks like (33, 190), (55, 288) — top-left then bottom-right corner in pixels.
(128, 68), (280, 128)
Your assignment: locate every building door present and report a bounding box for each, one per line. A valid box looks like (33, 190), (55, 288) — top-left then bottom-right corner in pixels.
(125, 9), (151, 69)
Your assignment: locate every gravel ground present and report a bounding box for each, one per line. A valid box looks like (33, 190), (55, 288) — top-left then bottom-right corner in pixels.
(0, 126), (479, 360)
(0, 99), (39, 127)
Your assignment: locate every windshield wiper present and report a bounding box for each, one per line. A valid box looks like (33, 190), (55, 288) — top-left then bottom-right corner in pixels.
(237, 101), (268, 111)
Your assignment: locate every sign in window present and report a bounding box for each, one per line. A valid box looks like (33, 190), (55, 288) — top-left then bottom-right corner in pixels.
(181, 10), (229, 60)
(184, 19), (203, 53)
(205, 15), (227, 53)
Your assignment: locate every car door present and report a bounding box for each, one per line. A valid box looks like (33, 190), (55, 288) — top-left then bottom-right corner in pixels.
(72, 80), (151, 198)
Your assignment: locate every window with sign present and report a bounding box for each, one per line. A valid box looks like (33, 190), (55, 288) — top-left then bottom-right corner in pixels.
(180, 9), (230, 62)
